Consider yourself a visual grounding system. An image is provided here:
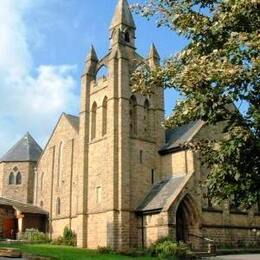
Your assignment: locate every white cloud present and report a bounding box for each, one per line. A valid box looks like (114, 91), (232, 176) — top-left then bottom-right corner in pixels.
(0, 0), (79, 156)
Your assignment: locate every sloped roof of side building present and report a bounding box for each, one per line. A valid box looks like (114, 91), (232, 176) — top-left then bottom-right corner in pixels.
(0, 132), (42, 162)
(159, 120), (205, 154)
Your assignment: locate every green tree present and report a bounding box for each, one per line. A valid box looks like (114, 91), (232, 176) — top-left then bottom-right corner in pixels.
(131, 0), (260, 208)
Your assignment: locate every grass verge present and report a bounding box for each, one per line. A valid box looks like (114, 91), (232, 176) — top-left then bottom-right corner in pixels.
(0, 243), (154, 260)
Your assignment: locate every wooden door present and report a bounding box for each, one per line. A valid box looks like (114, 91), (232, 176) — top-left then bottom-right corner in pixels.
(3, 218), (17, 239)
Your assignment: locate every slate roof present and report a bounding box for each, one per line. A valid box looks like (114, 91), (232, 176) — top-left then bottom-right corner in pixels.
(136, 175), (187, 213)
(0, 197), (48, 215)
(159, 120), (204, 154)
(0, 133), (42, 162)
(64, 114), (79, 132)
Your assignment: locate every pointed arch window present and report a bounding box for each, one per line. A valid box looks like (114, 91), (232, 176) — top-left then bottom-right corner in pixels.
(102, 97), (108, 136)
(9, 172), (15, 185)
(144, 99), (150, 136)
(16, 172), (22, 185)
(91, 102), (97, 140)
(56, 197), (61, 215)
(129, 96), (137, 136)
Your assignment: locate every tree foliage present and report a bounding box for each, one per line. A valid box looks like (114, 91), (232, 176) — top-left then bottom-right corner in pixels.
(131, 0), (260, 208)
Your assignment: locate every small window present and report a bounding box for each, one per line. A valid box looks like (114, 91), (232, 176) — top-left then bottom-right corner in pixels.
(9, 172), (15, 185)
(16, 172), (22, 185)
(56, 198), (61, 215)
(96, 186), (102, 204)
(40, 201), (44, 208)
(124, 32), (130, 43)
(151, 169), (155, 185)
(139, 150), (143, 164)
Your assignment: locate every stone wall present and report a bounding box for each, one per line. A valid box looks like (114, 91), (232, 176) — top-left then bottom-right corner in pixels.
(0, 162), (36, 204)
(36, 114), (79, 239)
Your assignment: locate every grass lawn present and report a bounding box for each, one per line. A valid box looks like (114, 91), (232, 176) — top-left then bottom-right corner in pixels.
(0, 243), (154, 260)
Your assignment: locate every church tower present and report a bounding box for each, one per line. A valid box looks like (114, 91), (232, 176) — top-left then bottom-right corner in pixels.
(77, 0), (164, 250)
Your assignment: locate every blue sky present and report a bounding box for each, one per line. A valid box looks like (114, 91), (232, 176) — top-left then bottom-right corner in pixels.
(0, 0), (187, 156)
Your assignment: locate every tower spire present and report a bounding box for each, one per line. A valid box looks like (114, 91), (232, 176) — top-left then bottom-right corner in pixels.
(83, 45), (98, 76)
(110, 0), (136, 49)
(149, 43), (160, 67)
(86, 45), (98, 62)
(110, 0), (136, 30)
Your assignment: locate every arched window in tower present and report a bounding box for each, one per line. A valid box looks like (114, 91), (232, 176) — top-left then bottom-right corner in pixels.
(9, 172), (15, 185)
(96, 65), (108, 79)
(91, 102), (97, 140)
(16, 172), (22, 185)
(129, 96), (137, 136)
(144, 99), (150, 136)
(56, 197), (61, 215)
(102, 97), (108, 136)
(57, 141), (64, 186)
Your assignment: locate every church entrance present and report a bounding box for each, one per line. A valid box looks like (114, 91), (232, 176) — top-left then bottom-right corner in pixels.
(176, 194), (200, 245)
(3, 218), (18, 239)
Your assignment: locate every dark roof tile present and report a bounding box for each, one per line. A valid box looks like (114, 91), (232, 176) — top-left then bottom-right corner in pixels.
(0, 196), (47, 215)
(160, 121), (204, 153)
(0, 133), (42, 162)
(136, 176), (187, 212)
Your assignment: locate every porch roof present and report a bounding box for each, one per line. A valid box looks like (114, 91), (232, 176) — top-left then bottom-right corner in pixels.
(0, 197), (48, 215)
(136, 175), (190, 213)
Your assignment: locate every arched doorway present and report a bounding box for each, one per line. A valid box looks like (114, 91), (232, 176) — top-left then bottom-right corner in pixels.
(176, 194), (200, 244)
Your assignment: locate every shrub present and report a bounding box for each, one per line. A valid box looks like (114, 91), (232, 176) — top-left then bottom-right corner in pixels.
(20, 229), (49, 243)
(51, 236), (64, 245)
(63, 227), (77, 246)
(51, 227), (77, 246)
(148, 237), (192, 259)
(97, 246), (113, 254)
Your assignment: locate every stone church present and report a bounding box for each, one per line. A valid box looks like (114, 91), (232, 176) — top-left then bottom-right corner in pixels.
(0, 0), (259, 251)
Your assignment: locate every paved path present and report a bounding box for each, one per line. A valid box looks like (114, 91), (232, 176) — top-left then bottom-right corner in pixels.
(210, 255), (260, 260)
